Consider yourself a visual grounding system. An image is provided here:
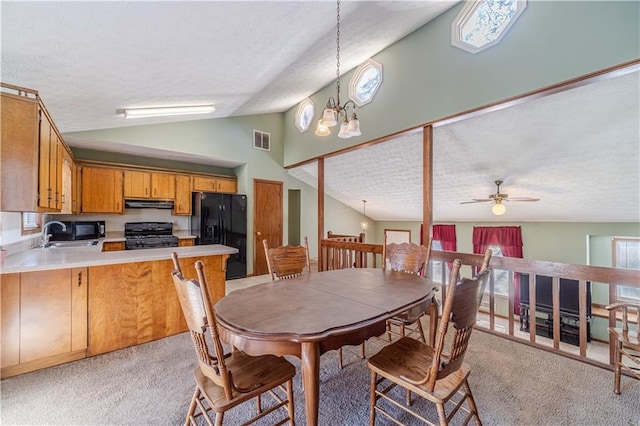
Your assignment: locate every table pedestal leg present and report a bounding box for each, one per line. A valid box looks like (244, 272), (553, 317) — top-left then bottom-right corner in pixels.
(301, 341), (320, 426)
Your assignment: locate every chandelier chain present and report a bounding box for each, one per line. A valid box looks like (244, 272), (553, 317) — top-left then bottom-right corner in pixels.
(335, 0), (341, 103)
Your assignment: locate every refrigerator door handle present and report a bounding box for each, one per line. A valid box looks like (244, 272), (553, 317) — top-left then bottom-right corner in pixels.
(220, 205), (225, 245)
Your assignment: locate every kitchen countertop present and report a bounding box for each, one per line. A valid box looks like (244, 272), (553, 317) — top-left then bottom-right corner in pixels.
(0, 242), (237, 274)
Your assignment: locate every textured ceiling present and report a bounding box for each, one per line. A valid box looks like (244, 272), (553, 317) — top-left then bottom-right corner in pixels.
(1, 0), (457, 133)
(288, 70), (640, 222)
(2, 1), (638, 224)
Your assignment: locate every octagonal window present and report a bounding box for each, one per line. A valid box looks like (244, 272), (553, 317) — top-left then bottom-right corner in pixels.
(295, 98), (315, 133)
(349, 59), (383, 107)
(452, 0), (527, 54)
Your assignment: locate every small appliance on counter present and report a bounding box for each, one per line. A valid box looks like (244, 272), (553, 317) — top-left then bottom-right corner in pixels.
(191, 192), (247, 279)
(124, 222), (179, 250)
(49, 221), (105, 241)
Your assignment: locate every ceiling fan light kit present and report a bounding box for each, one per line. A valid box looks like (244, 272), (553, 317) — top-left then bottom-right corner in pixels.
(491, 201), (506, 216)
(315, 0), (362, 139)
(462, 180), (540, 216)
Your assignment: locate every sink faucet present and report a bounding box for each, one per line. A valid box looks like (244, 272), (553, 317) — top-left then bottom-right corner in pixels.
(40, 221), (67, 248)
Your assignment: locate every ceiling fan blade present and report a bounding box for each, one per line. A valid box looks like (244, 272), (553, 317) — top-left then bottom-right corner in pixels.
(460, 199), (492, 204)
(507, 197), (540, 202)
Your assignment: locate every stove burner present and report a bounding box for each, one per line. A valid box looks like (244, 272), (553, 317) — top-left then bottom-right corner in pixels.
(124, 222), (178, 250)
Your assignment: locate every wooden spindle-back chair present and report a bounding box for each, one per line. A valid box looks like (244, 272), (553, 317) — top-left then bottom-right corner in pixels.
(368, 258), (491, 425)
(263, 237), (310, 280)
(171, 254), (295, 425)
(605, 301), (640, 394)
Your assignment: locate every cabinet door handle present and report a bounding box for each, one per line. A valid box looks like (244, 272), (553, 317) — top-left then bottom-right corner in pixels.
(77, 270), (82, 287)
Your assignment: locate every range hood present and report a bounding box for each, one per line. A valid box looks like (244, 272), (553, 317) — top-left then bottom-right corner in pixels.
(124, 200), (174, 209)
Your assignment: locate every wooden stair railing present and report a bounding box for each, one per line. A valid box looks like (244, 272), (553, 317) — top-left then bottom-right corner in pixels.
(319, 239), (383, 271)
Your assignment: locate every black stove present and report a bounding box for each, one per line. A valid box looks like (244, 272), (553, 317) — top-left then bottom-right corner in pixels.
(124, 222), (179, 250)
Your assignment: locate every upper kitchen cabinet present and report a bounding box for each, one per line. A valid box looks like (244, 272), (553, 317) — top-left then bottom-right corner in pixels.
(150, 173), (175, 199)
(124, 170), (175, 200)
(173, 174), (191, 215)
(192, 175), (237, 193)
(82, 166), (123, 214)
(37, 107), (63, 211)
(0, 84), (68, 212)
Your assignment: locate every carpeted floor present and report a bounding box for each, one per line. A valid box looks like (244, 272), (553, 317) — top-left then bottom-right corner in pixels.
(1, 329), (638, 425)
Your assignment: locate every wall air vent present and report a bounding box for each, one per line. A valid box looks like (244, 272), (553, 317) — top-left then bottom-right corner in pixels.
(253, 130), (270, 151)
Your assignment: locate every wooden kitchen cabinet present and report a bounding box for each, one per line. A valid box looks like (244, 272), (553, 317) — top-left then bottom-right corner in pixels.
(81, 166), (123, 213)
(178, 238), (194, 247)
(102, 241), (125, 251)
(38, 108), (64, 211)
(1, 87), (70, 212)
(1, 268), (88, 379)
(1, 92), (39, 211)
(60, 148), (74, 214)
(1, 273), (21, 371)
(151, 173), (175, 199)
(88, 254), (227, 356)
(123, 170), (150, 198)
(192, 175), (237, 193)
(124, 170), (175, 199)
(72, 161), (81, 213)
(173, 174), (192, 215)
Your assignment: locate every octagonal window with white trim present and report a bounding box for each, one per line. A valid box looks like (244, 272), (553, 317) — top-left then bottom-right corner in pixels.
(349, 59), (383, 107)
(295, 98), (315, 133)
(452, 0), (527, 54)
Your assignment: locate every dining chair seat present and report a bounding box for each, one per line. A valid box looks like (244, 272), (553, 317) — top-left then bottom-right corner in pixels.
(368, 336), (472, 402)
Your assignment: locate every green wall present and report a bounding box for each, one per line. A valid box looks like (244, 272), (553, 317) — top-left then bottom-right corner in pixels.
(372, 221), (640, 264)
(283, 1), (640, 166)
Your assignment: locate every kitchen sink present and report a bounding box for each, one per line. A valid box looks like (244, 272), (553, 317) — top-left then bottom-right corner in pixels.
(48, 240), (99, 248)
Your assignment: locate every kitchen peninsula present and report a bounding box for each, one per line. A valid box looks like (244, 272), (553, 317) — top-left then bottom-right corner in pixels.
(1, 243), (237, 378)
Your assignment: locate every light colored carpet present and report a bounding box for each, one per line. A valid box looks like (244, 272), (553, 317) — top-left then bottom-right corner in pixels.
(1, 330), (639, 425)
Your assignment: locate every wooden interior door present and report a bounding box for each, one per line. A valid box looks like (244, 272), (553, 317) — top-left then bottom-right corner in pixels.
(253, 179), (283, 276)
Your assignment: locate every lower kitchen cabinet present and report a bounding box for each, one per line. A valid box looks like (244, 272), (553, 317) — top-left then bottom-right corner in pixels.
(178, 238), (194, 247)
(88, 254), (227, 356)
(1, 268), (88, 378)
(102, 241), (125, 251)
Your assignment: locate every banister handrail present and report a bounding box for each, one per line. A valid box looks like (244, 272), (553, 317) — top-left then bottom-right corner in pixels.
(318, 239), (640, 374)
(431, 250), (640, 287)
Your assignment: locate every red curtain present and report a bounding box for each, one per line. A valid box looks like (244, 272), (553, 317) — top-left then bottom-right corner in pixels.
(473, 226), (523, 313)
(433, 224), (457, 251)
(420, 224), (457, 251)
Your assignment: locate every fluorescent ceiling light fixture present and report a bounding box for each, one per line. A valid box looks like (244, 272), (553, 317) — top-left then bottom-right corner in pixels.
(123, 104), (215, 119)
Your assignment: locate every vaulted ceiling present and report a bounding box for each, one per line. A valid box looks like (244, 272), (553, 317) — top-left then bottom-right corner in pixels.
(2, 1), (638, 223)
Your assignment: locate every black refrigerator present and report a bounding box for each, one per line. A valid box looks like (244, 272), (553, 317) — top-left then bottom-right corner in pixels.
(191, 192), (247, 280)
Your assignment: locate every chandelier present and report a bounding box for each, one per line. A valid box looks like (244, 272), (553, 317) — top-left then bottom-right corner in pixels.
(315, 0), (361, 139)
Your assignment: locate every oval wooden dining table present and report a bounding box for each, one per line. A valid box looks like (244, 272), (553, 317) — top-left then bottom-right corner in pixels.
(215, 267), (438, 426)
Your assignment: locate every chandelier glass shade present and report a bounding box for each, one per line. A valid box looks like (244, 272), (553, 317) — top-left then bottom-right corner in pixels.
(315, 0), (362, 138)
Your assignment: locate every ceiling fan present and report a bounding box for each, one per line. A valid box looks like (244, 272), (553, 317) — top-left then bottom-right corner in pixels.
(461, 180), (540, 216)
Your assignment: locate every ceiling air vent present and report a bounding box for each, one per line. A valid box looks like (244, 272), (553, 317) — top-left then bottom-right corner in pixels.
(253, 130), (270, 151)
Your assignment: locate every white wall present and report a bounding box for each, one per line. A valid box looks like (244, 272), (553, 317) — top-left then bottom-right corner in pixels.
(0, 212), (33, 248)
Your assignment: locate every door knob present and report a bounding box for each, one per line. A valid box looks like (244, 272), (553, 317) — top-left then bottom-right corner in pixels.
(256, 231), (262, 236)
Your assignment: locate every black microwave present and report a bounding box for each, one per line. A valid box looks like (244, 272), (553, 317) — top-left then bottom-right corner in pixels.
(49, 221), (105, 241)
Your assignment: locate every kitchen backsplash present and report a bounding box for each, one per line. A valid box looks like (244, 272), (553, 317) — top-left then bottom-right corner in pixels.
(47, 209), (190, 235)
